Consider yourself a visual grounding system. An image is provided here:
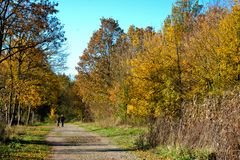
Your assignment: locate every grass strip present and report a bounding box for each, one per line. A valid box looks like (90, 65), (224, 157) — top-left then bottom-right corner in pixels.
(0, 123), (53, 160)
(77, 122), (210, 160)
(78, 122), (145, 148)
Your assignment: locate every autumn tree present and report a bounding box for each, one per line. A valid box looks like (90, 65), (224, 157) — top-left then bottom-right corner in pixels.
(0, 0), (64, 63)
(76, 18), (124, 121)
(73, 0), (240, 156)
(0, 0), (66, 126)
(184, 0), (240, 97)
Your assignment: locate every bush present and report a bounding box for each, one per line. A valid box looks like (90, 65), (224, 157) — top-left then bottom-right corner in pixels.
(147, 91), (240, 159)
(134, 133), (148, 150)
(178, 91), (240, 159)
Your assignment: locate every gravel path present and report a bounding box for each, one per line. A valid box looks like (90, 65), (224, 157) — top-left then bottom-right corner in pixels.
(46, 124), (140, 160)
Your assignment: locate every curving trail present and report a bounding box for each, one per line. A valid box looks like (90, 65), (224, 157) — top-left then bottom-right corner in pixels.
(46, 124), (140, 160)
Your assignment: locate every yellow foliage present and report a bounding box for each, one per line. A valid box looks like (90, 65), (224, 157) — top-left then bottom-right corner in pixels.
(74, 3), (240, 122)
(49, 106), (56, 121)
(127, 105), (134, 114)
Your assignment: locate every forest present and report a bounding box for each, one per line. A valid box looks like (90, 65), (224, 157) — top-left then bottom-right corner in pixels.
(0, 0), (84, 135)
(0, 0), (240, 159)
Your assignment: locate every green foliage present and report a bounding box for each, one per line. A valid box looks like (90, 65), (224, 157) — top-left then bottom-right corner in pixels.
(56, 75), (85, 121)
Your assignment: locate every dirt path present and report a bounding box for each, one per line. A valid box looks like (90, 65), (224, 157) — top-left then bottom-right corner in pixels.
(46, 124), (140, 160)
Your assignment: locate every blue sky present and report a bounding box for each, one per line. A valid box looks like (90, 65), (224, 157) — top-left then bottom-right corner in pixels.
(56, 0), (177, 76)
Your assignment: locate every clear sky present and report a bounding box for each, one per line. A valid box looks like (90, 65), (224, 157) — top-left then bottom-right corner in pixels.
(56, 0), (177, 77)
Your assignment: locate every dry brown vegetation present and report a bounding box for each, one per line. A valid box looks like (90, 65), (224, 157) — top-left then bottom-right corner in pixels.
(145, 90), (240, 159)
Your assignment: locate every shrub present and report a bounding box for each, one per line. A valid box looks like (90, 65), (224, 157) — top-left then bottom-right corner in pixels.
(145, 91), (240, 159)
(178, 91), (240, 159)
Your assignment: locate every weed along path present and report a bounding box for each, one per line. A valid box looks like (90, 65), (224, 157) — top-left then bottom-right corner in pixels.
(46, 124), (140, 160)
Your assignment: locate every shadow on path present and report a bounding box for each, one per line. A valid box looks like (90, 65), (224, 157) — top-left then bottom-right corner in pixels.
(46, 124), (139, 160)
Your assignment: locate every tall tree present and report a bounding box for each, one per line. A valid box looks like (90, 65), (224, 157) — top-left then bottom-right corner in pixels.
(0, 0), (66, 126)
(76, 18), (124, 120)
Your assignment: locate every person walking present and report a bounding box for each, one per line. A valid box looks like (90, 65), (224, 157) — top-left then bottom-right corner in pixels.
(57, 115), (61, 127)
(60, 114), (65, 127)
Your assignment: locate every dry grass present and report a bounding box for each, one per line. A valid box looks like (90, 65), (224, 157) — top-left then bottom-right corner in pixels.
(149, 91), (240, 159)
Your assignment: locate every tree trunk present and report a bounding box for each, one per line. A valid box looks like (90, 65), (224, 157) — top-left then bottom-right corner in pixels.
(17, 103), (21, 125)
(7, 91), (12, 126)
(5, 103), (8, 123)
(31, 111), (34, 125)
(8, 57), (14, 126)
(26, 106), (31, 125)
(9, 101), (16, 126)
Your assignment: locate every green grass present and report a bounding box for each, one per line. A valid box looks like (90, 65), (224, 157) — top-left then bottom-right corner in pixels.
(77, 122), (146, 148)
(0, 123), (53, 160)
(77, 122), (211, 160)
(153, 146), (210, 160)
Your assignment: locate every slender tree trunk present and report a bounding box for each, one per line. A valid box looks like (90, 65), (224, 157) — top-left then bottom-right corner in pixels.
(7, 56), (14, 126)
(0, 0), (10, 57)
(31, 111), (34, 124)
(7, 90), (12, 126)
(10, 95), (18, 125)
(5, 103), (8, 123)
(26, 106), (31, 125)
(17, 103), (21, 125)
(9, 100), (16, 126)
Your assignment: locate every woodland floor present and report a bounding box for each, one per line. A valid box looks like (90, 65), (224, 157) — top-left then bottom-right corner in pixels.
(46, 124), (140, 160)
